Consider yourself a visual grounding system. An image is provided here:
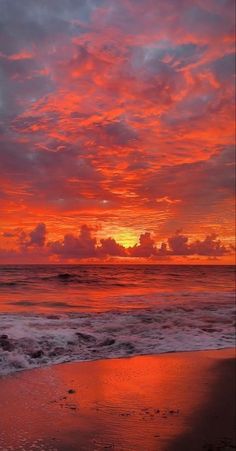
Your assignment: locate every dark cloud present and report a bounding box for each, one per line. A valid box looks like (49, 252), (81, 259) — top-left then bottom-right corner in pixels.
(183, 3), (234, 39)
(49, 224), (97, 259)
(190, 234), (228, 256)
(3, 223), (47, 249)
(129, 232), (157, 257)
(211, 52), (235, 84)
(168, 232), (189, 255)
(102, 121), (138, 146)
(0, 138), (108, 208)
(0, 223), (231, 261)
(167, 231), (228, 256)
(28, 223), (46, 247)
(99, 237), (127, 256)
(139, 146), (235, 212)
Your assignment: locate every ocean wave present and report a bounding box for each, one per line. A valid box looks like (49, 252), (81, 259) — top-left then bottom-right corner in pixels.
(0, 280), (28, 287)
(1, 265), (235, 294)
(0, 304), (235, 376)
(44, 275), (128, 288)
(42, 273), (83, 282)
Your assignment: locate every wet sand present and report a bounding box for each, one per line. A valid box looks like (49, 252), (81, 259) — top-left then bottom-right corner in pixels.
(0, 349), (235, 451)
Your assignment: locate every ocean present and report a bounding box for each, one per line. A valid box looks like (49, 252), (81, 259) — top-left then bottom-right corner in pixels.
(0, 264), (235, 376)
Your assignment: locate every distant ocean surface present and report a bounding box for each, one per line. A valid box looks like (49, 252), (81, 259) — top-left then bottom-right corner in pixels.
(0, 265), (235, 375)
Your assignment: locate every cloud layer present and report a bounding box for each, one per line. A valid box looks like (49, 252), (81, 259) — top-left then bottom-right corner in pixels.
(0, 223), (231, 263)
(0, 0), (235, 263)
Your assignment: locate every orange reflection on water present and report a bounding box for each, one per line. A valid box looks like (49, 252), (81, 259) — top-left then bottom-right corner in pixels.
(0, 349), (234, 450)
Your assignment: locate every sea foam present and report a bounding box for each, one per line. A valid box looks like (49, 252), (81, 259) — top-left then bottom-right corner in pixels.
(0, 300), (235, 376)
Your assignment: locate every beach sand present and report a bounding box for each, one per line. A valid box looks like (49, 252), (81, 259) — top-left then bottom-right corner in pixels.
(0, 349), (235, 451)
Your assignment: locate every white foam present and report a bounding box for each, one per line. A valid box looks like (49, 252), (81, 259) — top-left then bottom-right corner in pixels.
(0, 300), (235, 376)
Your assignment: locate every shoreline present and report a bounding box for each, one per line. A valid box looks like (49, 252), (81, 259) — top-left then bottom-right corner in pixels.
(1, 346), (235, 379)
(0, 348), (235, 450)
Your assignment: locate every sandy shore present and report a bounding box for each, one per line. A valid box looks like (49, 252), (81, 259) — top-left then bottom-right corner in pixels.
(0, 349), (235, 451)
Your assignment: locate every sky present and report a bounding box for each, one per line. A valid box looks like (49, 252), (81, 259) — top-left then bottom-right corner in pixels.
(0, 0), (235, 264)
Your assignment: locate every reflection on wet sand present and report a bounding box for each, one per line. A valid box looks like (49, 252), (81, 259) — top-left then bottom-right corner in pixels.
(0, 349), (235, 450)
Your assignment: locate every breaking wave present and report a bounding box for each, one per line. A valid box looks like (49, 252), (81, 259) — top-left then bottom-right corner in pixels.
(0, 302), (235, 376)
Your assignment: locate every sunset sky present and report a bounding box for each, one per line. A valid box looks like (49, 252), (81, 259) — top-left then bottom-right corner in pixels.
(0, 0), (235, 264)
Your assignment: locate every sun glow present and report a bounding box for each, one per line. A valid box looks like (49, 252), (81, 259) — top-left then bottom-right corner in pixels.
(112, 230), (138, 248)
